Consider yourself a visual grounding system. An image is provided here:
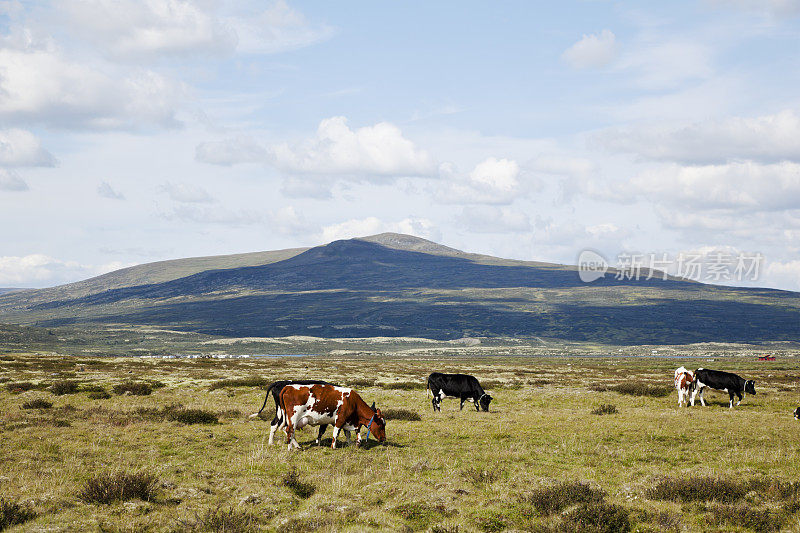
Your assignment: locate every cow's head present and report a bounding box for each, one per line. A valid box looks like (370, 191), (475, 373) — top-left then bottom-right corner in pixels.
(368, 402), (386, 443)
(745, 380), (756, 395)
(479, 393), (493, 412)
(793, 407), (799, 420)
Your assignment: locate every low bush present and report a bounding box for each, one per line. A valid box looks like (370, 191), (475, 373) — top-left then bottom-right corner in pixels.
(112, 382), (152, 396)
(462, 467), (502, 485)
(380, 381), (423, 390)
(79, 471), (159, 504)
(51, 380), (81, 395)
(709, 504), (783, 533)
(182, 506), (260, 533)
(0, 498), (37, 530)
(345, 378), (377, 388)
(646, 476), (747, 503)
(21, 398), (52, 409)
(88, 390), (111, 400)
(521, 481), (605, 515)
(282, 468), (315, 499)
(208, 376), (269, 391)
(560, 502), (631, 533)
(170, 408), (218, 425)
(591, 404), (618, 415)
(381, 408), (421, 421)
(6, 381), (38, 393)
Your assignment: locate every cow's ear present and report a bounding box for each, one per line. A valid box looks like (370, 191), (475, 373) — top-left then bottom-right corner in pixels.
(371, 401), (376, 411)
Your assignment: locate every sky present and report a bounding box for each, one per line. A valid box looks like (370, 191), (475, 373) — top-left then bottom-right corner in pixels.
(2, 0), (800, 290)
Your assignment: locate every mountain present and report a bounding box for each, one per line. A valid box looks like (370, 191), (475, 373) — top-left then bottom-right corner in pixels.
(1, 233), (799, 344)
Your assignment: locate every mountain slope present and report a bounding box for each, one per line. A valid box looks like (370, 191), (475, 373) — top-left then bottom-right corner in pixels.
(1, 235), (799, 344)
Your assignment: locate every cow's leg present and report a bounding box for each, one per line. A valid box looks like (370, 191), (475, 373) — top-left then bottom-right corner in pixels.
(285, 424), (300, 451)
(331, 426), (341, 449)
(316, 424), (327, 445)
(269, 408), (283, 445)
(677, 389), (683, 407)
(699, 387), (706, 407)
(728, 390), (735, 409)
(344, 429), (351, 445)
(459, 397), (465, 410)
(474, 400), (480, 412)
(736, 391), (743, 406)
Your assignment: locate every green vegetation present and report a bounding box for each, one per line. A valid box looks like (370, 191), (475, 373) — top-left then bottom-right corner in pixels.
(0, 498), (37, 531)
(591, 403), (618, 415)
(1, 353), (799, 531)
(112, 382), (152, 396)
(21, 398), (52, 409)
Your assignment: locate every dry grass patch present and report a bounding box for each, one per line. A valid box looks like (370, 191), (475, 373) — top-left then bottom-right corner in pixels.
(50, 380), (81, 395)
(79, 471), (159, 504)
(282, 468), (315, 499)
(591, 404), (618, 415)
(560, 502), (631, 533)
(708, 503), (784, 533)
(382, 408), (421, 421)
(0, 498), (37, 530)
(179, 506), (260, 533)
(521, 481), (605, 515)
(21, 398), (52, 409)
(646, 476), (747, 503)
(112, 382), (152, 396)
(208, 376), (269, 390)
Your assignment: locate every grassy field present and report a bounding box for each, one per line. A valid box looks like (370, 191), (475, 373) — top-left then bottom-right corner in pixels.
(1, 354), (799, 532)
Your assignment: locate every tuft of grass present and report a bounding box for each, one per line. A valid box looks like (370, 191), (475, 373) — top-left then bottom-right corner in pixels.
(276, 517), (328, 533)
(182, 506), (260, 533)
(591, 404), (618, 415)
(21, 398), (52, 409)
(208, 376), (269, 391)
(646, 476), (748, 503)
(606, 383), (672, 398)
(112, 382), (152, 396)
(282, 468), (315, 499)
(170, 408), (218, 425)
(50, 380), (81, 395)
(79, 471), (159, 504)
(521, 481), (606, 515)
(709, 504), (784, 533)
(393, 502), (444, 529)
(475, 511), (507, 532)
(6, 381), (39, 393)
(560, 502), (631, 533)
(0, 498), (37, 530)
(345, 378), (376, 388)
(462, 467), (503, 485)
(382, 408), (421, 421)
(88, 390), (111, 400)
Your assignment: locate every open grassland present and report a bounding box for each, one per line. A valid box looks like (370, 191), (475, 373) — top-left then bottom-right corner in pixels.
(1, 354), (799, 532)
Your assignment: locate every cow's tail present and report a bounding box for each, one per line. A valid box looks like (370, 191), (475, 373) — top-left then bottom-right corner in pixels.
(425, 379), (431, 398)
(249, 381), (280, 418)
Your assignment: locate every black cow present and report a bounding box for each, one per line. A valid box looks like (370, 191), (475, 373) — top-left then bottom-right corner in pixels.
(427, 372), (492, 412)
(794, 407), (799, 420)
(690, 368), (756, 409)
(250, 379), (332, 444)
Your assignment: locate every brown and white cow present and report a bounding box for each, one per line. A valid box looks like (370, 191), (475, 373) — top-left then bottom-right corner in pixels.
(279, 384), (386, 450)
(674, 366), (694, 407)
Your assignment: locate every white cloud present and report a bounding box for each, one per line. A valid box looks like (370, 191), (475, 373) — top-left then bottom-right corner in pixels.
(0, 129), (56, 167)
(0, 44), (186, 129)
(562, 29), (618, 69)
(270, 116), (436, 178)
(267, 205), (315, 235)
(59, 0), (238, 59)
(438, 157), (525, 205)
(227, 0), (335, 55)
(598, 110), (800, 164)
(456, 206), (531, 233)
(0, 253), (129, 286)
(0, 169), (28, 191)
(320, 216), (439, 243)
(280, 177), (333, 199)
(632, 161), (800, 211)
(161, 182), (214, 203)
(97, 181), (125, 200)
(195, 135), (267, 166)
(617, 40), (713, 89)
(764, 259), (800, 291)
(159, 202), (314, 234)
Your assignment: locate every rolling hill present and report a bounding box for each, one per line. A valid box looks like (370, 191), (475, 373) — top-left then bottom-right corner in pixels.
(1, 233), (799, 344)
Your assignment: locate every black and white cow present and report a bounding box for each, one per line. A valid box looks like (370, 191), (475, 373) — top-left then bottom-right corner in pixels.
(690, 368), (756, 409)
(793, 407), (799, 420)
(426, 372), (492, 412)
(250, 379), (333, 444)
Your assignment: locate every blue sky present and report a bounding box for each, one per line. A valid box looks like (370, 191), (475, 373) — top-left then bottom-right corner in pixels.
(2, 0), (800, 290)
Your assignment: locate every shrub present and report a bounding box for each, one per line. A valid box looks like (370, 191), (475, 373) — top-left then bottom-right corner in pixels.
(282, 468), (315, 499)
(208, 376), (269, 391)
(184, 507), (260, 533)
(0, 498), (37, 530)
(6, 381), (37, 393)
(345, 378), (377, 388)
(79, 471), (159, 504)
(381, 408), (421, 421)
(560, 502), (631, 533)
(475, 511), (507, 532)
(51, 380), (81, 395)
(589, 384), (608, 392)
(393, 502), (443, 528)
(521, 481), (605, 515)
(81, 384), (107, 393)
(112, 382), (152, 396)
(709, 504), (784, 533)
(21, 398), (52, 409)
(607, 383), (672, 398)
(88, 390), (111, 400)
(170, 408), (218, 425)
(646, 476), (748, 503)
(591, 404), (618, 415)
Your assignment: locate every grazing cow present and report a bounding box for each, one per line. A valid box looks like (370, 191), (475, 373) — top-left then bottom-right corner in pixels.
(249, 379), (333, 445)
(794, 407), (799, 420)
(690, 368), (756, 409)
(426, 372), (492, 412)
(674, 366), (694, 408)
(279, 384), (386, 450)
